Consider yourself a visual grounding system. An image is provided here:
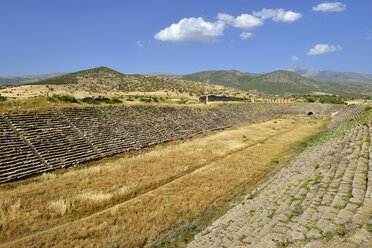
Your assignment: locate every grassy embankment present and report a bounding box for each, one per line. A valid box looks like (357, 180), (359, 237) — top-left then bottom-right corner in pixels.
(0, 95), (205, 114)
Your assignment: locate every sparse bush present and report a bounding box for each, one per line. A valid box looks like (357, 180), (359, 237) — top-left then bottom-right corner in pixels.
(305, 97), (315, 103)
(178, 99), (188, 104)
(49, 94), (79, 103)
(110, 96), (122, 104)
(47, 96), (57, 102)
(0, 95), (8, 102)
(140, 97), (152, 103)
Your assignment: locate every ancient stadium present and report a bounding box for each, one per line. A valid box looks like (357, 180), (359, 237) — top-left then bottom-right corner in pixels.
(0, 98), (371, 247)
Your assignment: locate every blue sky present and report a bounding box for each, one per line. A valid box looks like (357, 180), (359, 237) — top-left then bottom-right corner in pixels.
(0, 0), (371, 76)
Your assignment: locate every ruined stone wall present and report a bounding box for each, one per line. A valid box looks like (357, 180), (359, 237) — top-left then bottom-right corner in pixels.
(199, 95), (233, 103)
(0, 103), (345, 183)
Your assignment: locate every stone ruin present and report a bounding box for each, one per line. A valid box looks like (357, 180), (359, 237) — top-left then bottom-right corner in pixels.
(199, 95), (233, 103)
(0, 103), (344, 184)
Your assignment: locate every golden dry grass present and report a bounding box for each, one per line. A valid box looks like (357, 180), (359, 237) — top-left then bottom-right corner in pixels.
(0, 119), (326, 247)
(0, 95), (249, 114)
(0, 85), (203, 100)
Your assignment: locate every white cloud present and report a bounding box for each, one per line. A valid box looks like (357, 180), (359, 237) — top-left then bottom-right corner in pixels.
(217, 13), (235, 24)
(240, 32), (253, 40)
(155, 8), (302, 43)
(253, 8), (302, 23)
(136, 41), (144, 48)
(218, 13), (263, 30)
(154, 17), (225, 43)
(307, 44), (342, 55)
(291, 55), (300, 61)
(312, 2), (346, 12)
(366, 31), (372, 40)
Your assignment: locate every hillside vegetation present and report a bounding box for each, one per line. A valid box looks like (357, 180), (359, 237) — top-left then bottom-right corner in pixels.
(23, 67), (245, 97)
(178, 70), (372, 96)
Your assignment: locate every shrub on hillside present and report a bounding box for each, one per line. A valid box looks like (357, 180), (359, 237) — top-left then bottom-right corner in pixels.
(178, 99), (188, 104)
(48, 94), (79, 103)
(110, 96), (122, 104)
(318, 96), (345, 105)
(140, 97), (152, 103)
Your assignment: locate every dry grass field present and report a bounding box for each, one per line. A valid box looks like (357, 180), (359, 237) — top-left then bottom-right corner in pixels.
(0, 118), (326, 247)
(0, 95), (241, 114)
(0, 84), (203, 100)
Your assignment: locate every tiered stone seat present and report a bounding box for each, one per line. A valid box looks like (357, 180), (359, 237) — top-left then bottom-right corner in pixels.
(0, 103), (347, 184)
(0, 116), (46, 183)
(188, 122), (372, 248)
(61, 107), (138, 156)
(155, 106), (193, 140)
(122, 105), (179, 146)
(328, 105), (365, 129)
(5, 112), (99, 169)
(170, 107), (208, 136)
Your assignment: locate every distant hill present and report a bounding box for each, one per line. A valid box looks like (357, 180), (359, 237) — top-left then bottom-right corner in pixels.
(289, 67), (372, 84)
(0, 72), (66, 86)
(146, 72), (178, 77)
(177, 70), (372, 96)
(2, 67), (244, 98)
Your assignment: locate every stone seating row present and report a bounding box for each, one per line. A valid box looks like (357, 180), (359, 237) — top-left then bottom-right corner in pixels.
(188, 121), (371, 248)
(0, 103), (345, 183)
(0, 117), (48, 183)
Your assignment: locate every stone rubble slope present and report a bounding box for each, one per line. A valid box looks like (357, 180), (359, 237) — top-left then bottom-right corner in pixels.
(188, 114), (372, 247)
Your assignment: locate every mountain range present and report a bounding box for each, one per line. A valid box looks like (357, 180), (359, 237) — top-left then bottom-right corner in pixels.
(0, 67), (244, 99)
(175, 70), (372, 96)
(0, 72), (66, 86)
(288, 67), (372, 84)
(2, 67), (372, 97)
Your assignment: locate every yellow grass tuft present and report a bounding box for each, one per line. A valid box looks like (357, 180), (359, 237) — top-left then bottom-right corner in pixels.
(39, 172), (57, 181)
(0, 199), (21, 225)
(48, 199), (75, 215)
(78, 191), (113, 202)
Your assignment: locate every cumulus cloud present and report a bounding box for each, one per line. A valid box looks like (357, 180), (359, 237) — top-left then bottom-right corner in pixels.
(218, 13), (263, 30)
(253, 8), (302, 23)
(154, 17), (225, 43)
(217, 13), (235, 24)
(136, 41), (144, 48)
(312, 2), (346, 12)
(291, 55), (300, 61)
(155, 8), (302, 43)
(240, 32), (253, 40)
(307, 44), (342, 55)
